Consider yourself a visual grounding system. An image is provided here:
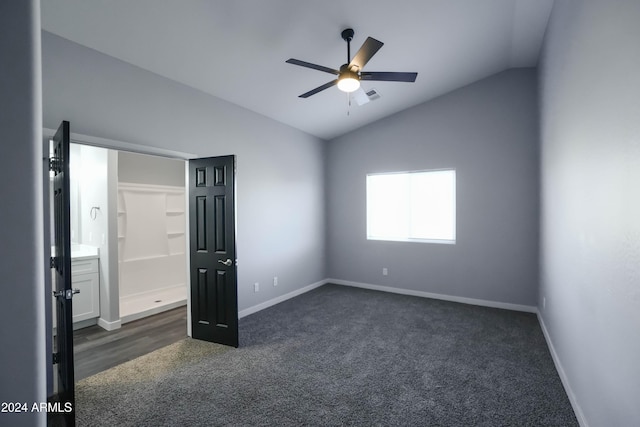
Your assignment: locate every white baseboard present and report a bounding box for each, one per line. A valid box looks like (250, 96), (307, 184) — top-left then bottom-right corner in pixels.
(537, 313), (588, 427)
(238, 278), (536, 318)
(238, 279), (328, 319)
(97, 317), (122, 331)
(327, 279), (538, 313)
(121, 299), (187, 324)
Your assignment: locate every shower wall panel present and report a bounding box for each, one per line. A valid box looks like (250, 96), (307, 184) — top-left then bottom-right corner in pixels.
(118, 183), (187, 317)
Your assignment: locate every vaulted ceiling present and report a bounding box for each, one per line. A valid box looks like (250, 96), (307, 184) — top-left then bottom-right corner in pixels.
(41, 0), (554, 140)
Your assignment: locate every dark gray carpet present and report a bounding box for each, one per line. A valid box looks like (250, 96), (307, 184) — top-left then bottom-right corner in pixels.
(76, 284), (577, 426)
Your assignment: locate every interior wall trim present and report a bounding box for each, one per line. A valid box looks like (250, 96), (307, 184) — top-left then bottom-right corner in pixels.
(538, 313), (589, 427)
(239, 278), (537, 320)
(238, 279), (328, 319)
(97, 317), (121, 331)
(42, 127), (196, 160)
(328, 279), (538, 313)
(121, 300), (187, 325)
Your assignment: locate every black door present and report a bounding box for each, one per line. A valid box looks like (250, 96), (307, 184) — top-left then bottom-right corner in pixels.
(50, 120), (76, 425)
(189, 155), (238, 347)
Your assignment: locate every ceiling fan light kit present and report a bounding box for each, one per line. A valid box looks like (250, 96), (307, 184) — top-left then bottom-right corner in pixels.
(286, 28), (417, 99)
(337, 66), (360, 93)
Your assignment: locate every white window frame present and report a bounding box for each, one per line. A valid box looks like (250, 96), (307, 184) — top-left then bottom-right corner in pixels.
(366, 168), (456, 244)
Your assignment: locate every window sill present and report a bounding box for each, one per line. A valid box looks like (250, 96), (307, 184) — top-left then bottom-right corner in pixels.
(367, 236), (456, 245)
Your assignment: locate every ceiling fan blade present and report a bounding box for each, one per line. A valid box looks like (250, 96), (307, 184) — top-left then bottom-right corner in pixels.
(348, 37), (384, 70)
(299, 79), (339, 98)
(360, 71), (418, 82)
(286, 58), (339, 75)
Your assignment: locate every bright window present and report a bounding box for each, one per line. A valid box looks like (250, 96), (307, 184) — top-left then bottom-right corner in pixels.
(366, 169), (456, 243)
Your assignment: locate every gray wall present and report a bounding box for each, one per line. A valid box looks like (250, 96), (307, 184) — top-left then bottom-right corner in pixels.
(539, 1), (640, 425)
(327, 69), (539, 307)
(42, 32), (326, 313)
(118, 151), (185, 187)
(0, 1), (46, 426)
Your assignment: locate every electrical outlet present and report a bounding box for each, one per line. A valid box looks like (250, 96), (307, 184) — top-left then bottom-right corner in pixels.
(273, 276), (278, 287)
(254, 282), (259, 293)
(382, 268), (388, 276)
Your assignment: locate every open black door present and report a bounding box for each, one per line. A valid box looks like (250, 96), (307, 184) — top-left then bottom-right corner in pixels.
(189, 155), (238, 347)
(49, 121), (76, 426)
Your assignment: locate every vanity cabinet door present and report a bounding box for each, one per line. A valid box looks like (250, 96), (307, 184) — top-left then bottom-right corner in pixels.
(71, 259), (100, 322)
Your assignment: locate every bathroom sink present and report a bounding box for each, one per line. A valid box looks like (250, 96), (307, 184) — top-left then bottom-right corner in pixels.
(50, 244), (99, 260)
(71, 244), (99, 260)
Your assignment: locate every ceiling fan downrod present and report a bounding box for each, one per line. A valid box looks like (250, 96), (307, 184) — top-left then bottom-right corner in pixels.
(341, 28), (355, 66)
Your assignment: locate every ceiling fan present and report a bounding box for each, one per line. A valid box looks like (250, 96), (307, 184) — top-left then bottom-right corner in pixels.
(286, 28), (418, 99)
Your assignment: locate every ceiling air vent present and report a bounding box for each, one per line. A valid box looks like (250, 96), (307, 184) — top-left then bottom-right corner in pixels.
(366, 89), (381, 101)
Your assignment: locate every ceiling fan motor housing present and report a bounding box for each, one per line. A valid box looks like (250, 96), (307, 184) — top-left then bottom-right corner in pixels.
(340, 64), (358, 75)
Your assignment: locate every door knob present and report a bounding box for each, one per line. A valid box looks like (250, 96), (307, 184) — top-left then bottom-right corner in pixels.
(53, 288), (80, 300)
(218, 259), (233, 267)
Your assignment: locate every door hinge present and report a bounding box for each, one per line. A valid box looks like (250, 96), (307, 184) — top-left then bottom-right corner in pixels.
(53, 289), (80, 300)
(49, 157), (62, 173)
(52, 352), (60, 365)
(50, 256), (57, 269)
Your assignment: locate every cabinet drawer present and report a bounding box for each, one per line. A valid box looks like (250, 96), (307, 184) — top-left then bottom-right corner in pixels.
(72, 258), (98, 275)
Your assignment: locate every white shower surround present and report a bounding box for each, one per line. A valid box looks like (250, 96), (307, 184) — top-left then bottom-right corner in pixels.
(118, 182), (187, 322)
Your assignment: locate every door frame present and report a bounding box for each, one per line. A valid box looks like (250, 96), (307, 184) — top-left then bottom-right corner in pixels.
(43, 138), (54, 396)
(41, 127), (230, 349)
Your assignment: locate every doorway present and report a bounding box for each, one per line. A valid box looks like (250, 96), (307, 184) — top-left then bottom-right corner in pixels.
(65, 145), (189, 331)
(115, 150), (188, 323)
(46, 126), (240, 419)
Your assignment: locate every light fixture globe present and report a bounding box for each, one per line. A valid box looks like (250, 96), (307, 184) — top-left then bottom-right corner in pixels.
(337, 65), (360, 93)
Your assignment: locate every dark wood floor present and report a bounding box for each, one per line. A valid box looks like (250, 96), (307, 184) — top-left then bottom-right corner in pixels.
(73, 306), (187, 381)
